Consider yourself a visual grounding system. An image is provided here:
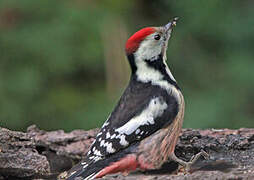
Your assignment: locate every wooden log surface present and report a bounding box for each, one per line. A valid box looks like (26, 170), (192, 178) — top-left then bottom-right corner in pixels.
(0, 125), (254, 180)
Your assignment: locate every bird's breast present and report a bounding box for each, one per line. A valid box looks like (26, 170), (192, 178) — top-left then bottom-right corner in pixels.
(137, 91), (185, 169)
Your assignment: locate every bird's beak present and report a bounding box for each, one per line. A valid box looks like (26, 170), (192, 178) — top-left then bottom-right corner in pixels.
(161, 17), (179, 59)
(164, 17), (178, 32)
(163, 17), (178, 41)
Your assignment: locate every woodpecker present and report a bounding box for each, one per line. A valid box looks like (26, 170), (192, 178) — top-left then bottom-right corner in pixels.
(60, 17), (208, 180)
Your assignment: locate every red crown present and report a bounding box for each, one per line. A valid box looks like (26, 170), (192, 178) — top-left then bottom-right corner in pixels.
(125, 27), (155, 54)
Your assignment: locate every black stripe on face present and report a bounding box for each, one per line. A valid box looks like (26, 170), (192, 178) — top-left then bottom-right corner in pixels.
(127, 53), (137, 74)
(144, 54), (180, 90)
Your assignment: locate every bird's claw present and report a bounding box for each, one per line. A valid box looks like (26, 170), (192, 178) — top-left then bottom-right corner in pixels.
(170, 150), (209, 174)
(184, 150), (209, 173)
(189, 150), (209, 163)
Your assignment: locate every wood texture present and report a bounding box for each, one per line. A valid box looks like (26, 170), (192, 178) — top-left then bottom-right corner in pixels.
(0, 125), (254, 180)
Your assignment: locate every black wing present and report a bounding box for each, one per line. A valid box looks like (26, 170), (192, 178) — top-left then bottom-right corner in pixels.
(87, 79), (179, 160)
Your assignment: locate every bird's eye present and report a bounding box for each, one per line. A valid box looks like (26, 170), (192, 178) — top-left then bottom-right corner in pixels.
(154, 34), (161, 40)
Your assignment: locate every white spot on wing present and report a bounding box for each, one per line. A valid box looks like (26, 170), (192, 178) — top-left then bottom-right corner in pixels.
(96, 132), (102, 137)
(102, 121), (109, 128)
(119, 135), (129, 146)
(89, 156), (94, 160)
(94, 149), (102, 156)
(99, 139), (115, 153)
(101, 115), (110, 128)
(100, 140), (105, 147)
(106, 132), (111, 139)
(110, 134), (116, 139)
(93, 156), (102, 161)
(116, 134), (121, 138)
(116, 97), (168, 135)
(135, 129), (140, 134)
(105, 142), (115, 153)
(82, 163), (88, 169)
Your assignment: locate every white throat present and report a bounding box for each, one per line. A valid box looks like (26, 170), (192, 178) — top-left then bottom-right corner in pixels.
(133, 33), (176, 83)
(133, 53), (180, 101)
(132, 38), (180, 101)
(134, 37), (162, 61)
(134, 46), (176, 83)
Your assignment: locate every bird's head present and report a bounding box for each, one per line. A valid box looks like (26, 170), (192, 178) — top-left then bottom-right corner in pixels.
(125, 17), (178, 64)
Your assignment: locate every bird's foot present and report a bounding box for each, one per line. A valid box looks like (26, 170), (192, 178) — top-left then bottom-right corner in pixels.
(170, 150), (209, 173)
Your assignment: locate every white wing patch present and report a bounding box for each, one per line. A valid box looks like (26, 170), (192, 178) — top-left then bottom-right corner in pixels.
(116, 97), (168, 135)
(87, 96), (169, 158)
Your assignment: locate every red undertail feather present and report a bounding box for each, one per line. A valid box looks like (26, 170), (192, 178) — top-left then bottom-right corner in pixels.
(95, 155), (138, 178)
(95, 154), (157, 178)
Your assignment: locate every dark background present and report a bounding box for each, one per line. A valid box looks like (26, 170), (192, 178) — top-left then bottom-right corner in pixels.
(0, 0), (253, 131)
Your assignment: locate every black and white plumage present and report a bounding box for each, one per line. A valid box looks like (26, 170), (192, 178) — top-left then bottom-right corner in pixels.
(89, 69), (179, 157)
(60, 18), (208, 180)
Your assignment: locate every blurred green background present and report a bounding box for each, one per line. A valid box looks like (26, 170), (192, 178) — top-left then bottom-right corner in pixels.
(0, 0), (253, 131)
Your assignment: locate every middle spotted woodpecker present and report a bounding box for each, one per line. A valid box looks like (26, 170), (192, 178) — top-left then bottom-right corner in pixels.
(62, 17), (208, 180)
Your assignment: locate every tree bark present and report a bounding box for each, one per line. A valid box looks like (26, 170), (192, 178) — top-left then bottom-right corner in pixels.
(0, 125), (253, 180)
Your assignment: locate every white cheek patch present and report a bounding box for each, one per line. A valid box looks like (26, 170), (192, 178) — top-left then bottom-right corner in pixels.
(135, 33), (162, 61)
(115, 97), (168, 135)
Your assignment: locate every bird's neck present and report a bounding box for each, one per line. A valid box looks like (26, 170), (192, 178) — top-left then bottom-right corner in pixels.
(127, 53), (179, 89)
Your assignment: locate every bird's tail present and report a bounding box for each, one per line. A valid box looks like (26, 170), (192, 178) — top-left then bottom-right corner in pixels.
(63, 160), (103, 180)
(60, 143), (139, 180)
